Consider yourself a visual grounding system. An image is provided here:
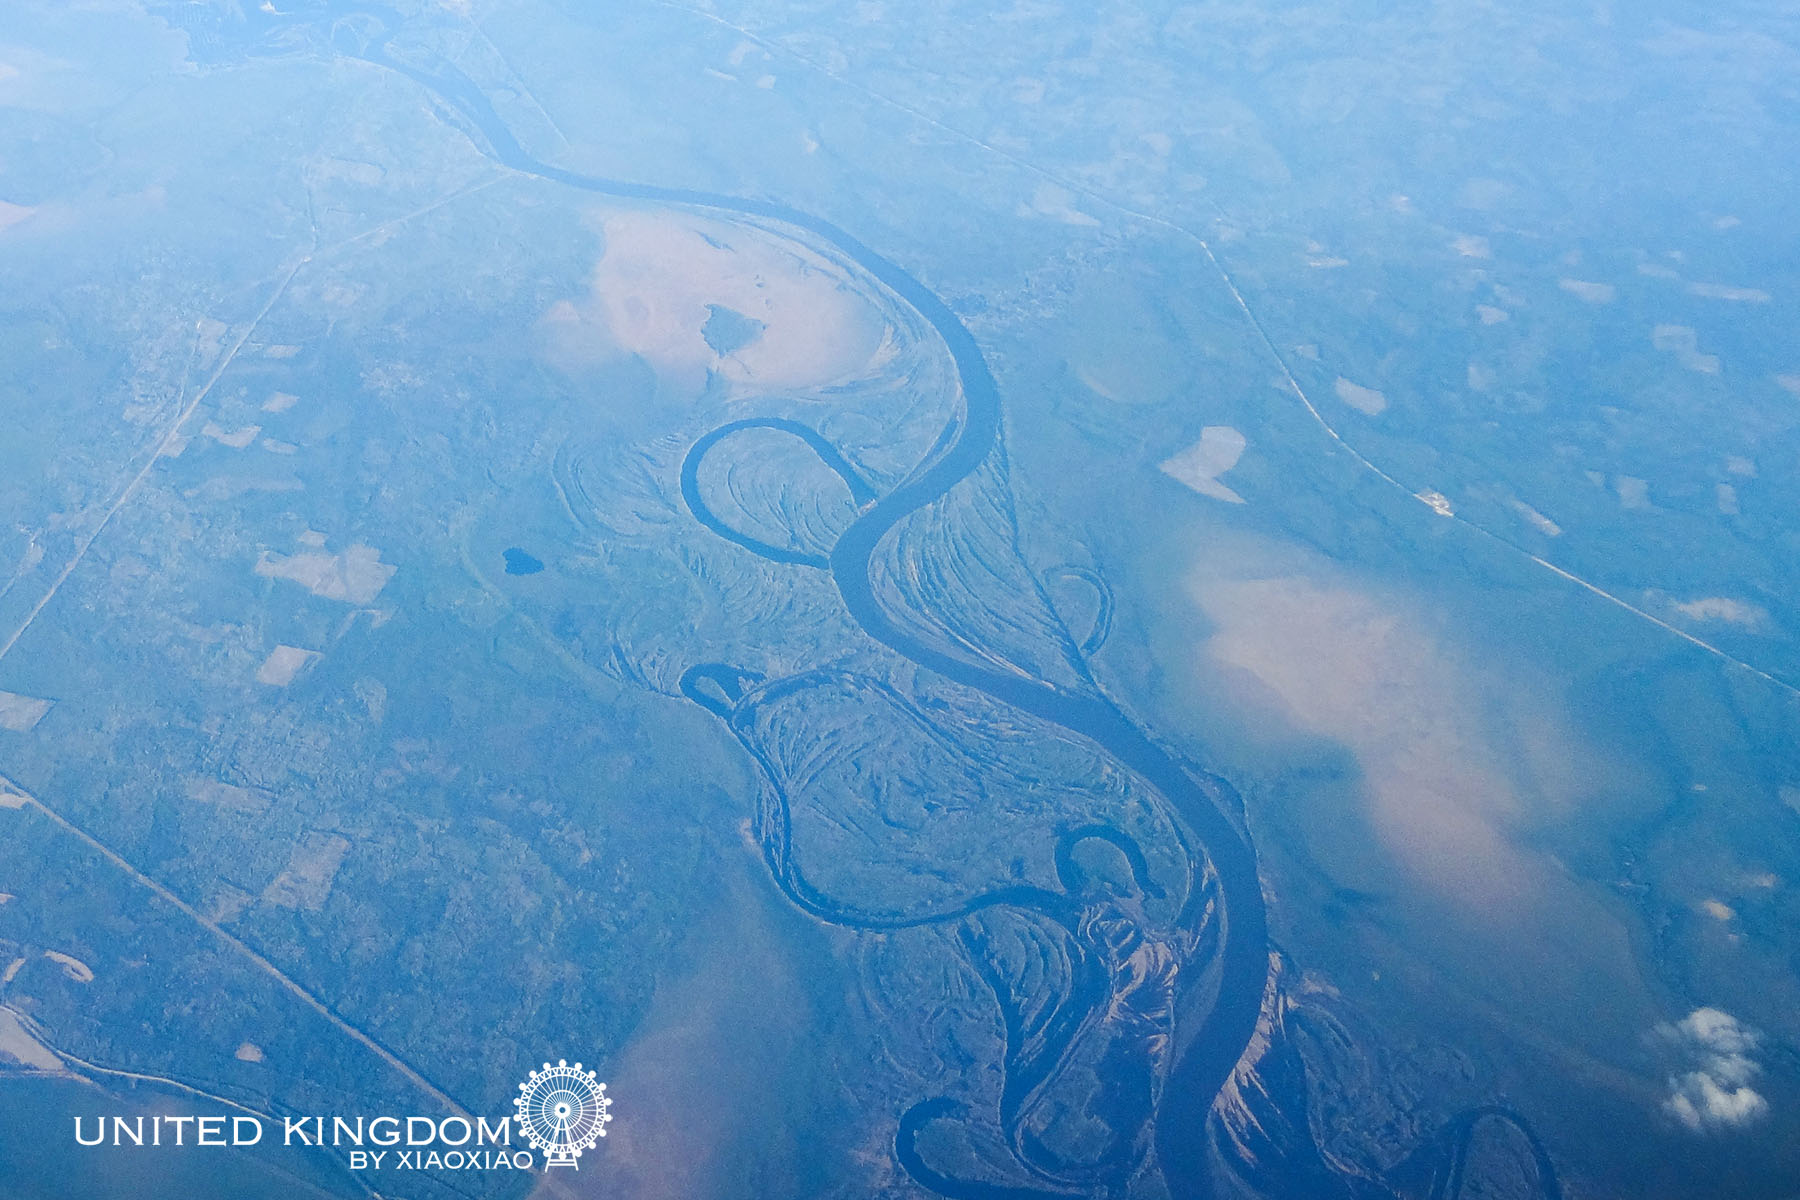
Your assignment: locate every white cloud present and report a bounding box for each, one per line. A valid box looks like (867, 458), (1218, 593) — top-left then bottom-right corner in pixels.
(1560, 278), (1616, 304)
(1160, 426), (1248, 504)
(1659, 1008), (1769, 1132)
(255, 542), (395, 605)
(1689, 283), (1770, 303)
(1652, 325), (1720, 374)
(1334, 376), (1387, 416)
(1671, 596), (1767, 628)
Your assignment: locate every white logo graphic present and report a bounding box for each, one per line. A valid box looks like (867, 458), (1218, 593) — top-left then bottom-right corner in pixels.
(514, 1060), (612, 1169)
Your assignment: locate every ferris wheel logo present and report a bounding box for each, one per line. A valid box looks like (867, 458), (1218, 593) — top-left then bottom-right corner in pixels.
(514, 1060), (613, 1169)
